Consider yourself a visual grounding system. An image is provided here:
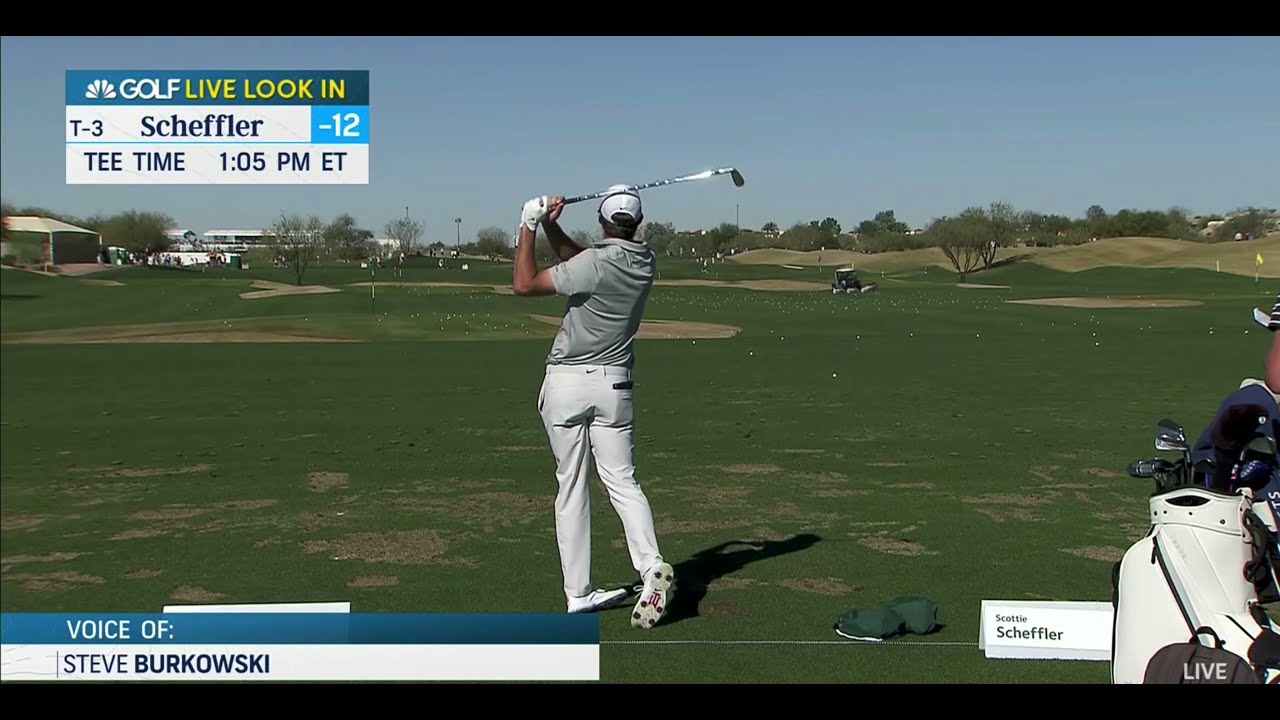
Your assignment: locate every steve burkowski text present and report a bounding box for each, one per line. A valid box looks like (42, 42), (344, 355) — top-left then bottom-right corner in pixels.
(62, 652), (271, 676)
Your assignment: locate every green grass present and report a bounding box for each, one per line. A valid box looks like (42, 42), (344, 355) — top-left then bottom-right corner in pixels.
(0, 259), (1273, 683)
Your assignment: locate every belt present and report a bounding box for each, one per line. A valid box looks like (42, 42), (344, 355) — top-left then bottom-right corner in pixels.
(545, 364), (631, 378)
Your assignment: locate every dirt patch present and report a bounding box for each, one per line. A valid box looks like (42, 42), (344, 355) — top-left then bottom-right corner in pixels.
(216, 499), (277, 511)
(170, 585), (226, 601)
(125, 569), (163, 579)
(347, 575), (399, 588)
(957, 283), (1008, 289)
(101, 464), (213, 478)
(775, 448), (824, 454)
(1061, 546), (1125, 563)
(701, 601), (748, 616)
(718, 464), (781, 475)
(529, 314), (740, 339)
(655, 518), (755, 534)
(1, 514), (48, 532)
(239, 279), (341, 299)
(1007, 296), (1202, 309)
(974, 507), (1040, 523)
(308, 471), (349, 492)
(1083, 468), (1120, 479)
(81, 278), (124, 286)
(394, 492), (543, 533)
(868, 461), (907, 467)
(4, 570), (105, 592)
(128, 507), (208, 521)
(886, 481), (935, 489)
(300, 529), (453, 565)
(710, 576), (762, 591)
(108, 528), (166, 541)
(494, 445), (542, 452)
(813, 488), (872, 498)
(855, 535), (936, 557)
(963, 492), (1060, 506)
(0, 552), (83, 566)
(778, 577), (861, 595)
(682, 485), (752, 505)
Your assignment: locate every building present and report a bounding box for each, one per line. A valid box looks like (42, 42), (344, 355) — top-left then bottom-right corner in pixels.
(202, 229), (268, 252)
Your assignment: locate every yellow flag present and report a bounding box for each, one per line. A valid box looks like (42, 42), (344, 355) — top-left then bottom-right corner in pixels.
(1258, 253), (1264, 265)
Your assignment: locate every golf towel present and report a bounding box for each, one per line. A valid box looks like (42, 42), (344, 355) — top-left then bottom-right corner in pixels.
(834, 596), (939, 641)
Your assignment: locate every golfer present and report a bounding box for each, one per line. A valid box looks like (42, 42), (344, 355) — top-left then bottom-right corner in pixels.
(512, 188), (674, 629)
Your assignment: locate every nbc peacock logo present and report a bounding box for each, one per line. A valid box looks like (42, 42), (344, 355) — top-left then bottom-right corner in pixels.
(85, 79), (116, 99)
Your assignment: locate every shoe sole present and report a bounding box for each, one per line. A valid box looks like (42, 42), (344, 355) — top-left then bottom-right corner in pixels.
(631, 563), (675, 629)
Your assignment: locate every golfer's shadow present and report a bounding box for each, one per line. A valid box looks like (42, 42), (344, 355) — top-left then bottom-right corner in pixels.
(659, 533), (821, 625)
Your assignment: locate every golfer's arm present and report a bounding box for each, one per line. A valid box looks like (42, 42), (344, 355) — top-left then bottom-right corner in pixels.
(543, 220), (583, 260)
(513, 225), (557, 297)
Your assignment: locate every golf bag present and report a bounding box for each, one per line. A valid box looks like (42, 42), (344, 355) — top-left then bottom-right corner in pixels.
(1110, 384), (1280, 685)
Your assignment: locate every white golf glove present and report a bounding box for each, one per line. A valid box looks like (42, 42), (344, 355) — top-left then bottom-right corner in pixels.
(521, 196), (548, 232)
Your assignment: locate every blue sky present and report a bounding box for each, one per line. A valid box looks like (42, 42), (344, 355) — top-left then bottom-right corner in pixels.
(2, 36), (1276, 242)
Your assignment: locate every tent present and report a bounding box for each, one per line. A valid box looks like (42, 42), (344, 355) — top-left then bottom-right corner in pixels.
(2, 216), (102, 268)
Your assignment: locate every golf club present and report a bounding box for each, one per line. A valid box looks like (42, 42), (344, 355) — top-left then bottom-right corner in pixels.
(563, 167), (744, 205)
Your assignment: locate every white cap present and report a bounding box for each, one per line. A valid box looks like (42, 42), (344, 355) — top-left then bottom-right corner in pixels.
(599, 185), (643, 227)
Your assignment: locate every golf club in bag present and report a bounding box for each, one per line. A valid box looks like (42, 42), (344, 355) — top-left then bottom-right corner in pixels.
(1112, 409), (1280, 684)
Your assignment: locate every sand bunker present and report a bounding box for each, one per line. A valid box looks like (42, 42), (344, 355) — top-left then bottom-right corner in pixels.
(1007, 296), (1202, 309)
(240, 279), (341, 299)
(656, 279), (828, 292)
(529, 314), (740, 339)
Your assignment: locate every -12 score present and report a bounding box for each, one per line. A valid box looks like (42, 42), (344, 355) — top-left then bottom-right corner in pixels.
(221, 151), (266, 172)
(331, 112), (360, 138)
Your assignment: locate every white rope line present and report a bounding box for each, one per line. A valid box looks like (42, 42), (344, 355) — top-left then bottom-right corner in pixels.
(601, 639), (978, 647)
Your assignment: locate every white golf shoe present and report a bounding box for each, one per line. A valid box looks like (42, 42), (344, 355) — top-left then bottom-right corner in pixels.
(567, 587), (630, 614)
(631, 562), (675, 629)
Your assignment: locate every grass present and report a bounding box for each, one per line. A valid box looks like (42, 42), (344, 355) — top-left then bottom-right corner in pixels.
(0, 255), (1274, 683)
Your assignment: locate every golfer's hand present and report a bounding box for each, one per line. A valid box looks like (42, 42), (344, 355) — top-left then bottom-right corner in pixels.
(521, 196), (548, 231)
(545, 196), (565, 225)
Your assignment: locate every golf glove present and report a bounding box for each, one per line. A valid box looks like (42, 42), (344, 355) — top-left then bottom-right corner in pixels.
(521, 196), (548, 232)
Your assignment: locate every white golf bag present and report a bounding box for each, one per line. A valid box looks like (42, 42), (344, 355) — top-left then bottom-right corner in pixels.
(1111, 483), (1280, 684)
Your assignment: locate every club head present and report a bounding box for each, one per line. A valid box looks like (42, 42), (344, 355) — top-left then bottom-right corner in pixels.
(1155, 418), (1188, 452)
(729, 168), (745, 187)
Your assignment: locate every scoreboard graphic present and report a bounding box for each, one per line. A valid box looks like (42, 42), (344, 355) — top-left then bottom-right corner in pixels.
(65, 70), (369, 185)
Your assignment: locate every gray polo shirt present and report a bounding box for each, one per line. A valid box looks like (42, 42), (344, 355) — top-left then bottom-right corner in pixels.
(546, 237), (654, 368)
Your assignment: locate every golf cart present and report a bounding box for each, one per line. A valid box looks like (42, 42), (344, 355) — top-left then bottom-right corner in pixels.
(831, 267), (877, 294)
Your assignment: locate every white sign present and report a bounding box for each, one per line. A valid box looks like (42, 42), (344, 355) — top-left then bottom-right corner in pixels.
(162, 601), (350, 613)
(979, 600), (1113, 660)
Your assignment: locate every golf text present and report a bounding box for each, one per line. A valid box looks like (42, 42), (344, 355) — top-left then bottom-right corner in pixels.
(993, 614), (1065, 641)
(84, 77), (348, 101)
(1183, 662), (1232, 681)
(61, 652), (270, 676)
(66, 618), (174, 640)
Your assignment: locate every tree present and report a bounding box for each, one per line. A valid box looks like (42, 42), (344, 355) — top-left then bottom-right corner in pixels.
(761, 221), (779, 233)
(933, 209), (990, 283)
(95, 210), (175, 256)
(858, 210), (910, 236)
(385, 216), (424, 254)
(1214, 207), (1271, 241)
(983, 201), (1017, 269)
(268, 212), (323, 285)
(639, 221), (677, 254)
(324, 213), (374, 261)
(474, 226), (511, 260)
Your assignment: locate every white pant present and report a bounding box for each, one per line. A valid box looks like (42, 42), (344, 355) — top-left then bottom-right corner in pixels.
(537, 364), (663, 599)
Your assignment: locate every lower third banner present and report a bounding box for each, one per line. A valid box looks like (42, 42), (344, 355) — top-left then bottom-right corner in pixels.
(0, 612), (598, 681)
